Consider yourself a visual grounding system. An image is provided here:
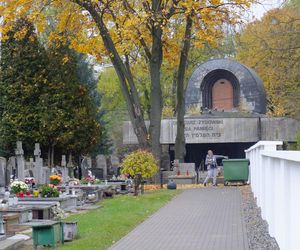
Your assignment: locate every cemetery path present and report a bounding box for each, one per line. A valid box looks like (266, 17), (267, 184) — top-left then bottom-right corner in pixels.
(109, 187), (249, 250)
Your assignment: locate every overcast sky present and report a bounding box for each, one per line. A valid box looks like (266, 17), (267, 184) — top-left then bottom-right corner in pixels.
(250, 0), (285, 20)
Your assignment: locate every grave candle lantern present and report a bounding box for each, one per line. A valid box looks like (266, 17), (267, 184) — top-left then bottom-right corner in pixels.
(33, 190), (39, 197)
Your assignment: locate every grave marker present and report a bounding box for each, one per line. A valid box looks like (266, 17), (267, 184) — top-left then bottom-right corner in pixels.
(0, 157), (6, 187)
(96, 155), (107, 179)
(15, 141), (25, 181)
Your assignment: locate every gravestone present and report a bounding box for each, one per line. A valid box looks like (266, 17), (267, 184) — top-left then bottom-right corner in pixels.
(61, 155), (66, 167)
(29, 158), (34, 169)
(24, 158), (34, 178)
(110, 155), (120, 176)
(96, 155), (107, 179)
(91, 169), (103, 179)
(87, 157), (92, 169)
(34, 143), (44, 185)
(15, 141), (25, 181)
(0, 157), (6, 187)
(28, 170), (34, 177)
(80, 157), (90, 178)
(60, 155), (68, 183)
(6, 157), (16, 184)
(177, 163), (196, 176)
(67, 154), (74, 178)
(41, 167), (51, 184)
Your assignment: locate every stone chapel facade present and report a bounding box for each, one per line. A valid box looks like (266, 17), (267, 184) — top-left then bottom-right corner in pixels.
(123, 59), (300, 169)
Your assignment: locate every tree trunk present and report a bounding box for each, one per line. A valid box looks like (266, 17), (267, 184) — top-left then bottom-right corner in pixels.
(134, 173), (142, 196)
(149, 0), (163, 163)
(47, 146), (51, 168)
(51, 144), (54, 168)
(75, 1), (150, 149)
(175, 15), (193, 162)
(171, 70), (178, 112)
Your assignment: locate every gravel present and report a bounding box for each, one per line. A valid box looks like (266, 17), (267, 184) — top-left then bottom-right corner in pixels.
(239, 185), (280, 250)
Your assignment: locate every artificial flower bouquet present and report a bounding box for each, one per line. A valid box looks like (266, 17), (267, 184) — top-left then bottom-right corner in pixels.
(49, 175), (62, 185)
(81, 176), (95, 185)
(10, 180), (28, 196)
(40, 184), (59, 198)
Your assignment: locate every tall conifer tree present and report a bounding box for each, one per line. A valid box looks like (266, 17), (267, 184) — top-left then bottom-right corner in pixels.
(0, 18), (48, 154)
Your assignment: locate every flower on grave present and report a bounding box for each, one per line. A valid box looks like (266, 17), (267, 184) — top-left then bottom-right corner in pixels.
(25, 177), (35, 184)
(40, 184), (59, 198)
(68, 178), (80, 186)
(10, 180), (28, 194)
(81, 176), (95, 184)
(49, 175), (62, 185)
(51, 204), (66, 220)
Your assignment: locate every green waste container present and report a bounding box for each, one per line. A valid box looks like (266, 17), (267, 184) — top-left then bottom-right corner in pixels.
(222, 159), (249, 185)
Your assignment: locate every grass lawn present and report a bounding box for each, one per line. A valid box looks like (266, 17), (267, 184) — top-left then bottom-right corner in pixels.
(58, 189), (181, 250)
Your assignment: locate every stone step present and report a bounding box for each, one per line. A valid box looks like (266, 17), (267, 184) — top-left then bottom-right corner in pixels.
(0, 234), (30, 250)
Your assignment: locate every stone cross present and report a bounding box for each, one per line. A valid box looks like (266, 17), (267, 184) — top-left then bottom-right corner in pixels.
(34, 143), (41, 158)
(15, 141), (25, 181)
(34, 143), (44, 185)
(61, 155), (67, 167)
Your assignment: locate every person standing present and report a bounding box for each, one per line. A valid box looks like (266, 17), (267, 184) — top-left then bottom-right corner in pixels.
(203, 150), (218, 186)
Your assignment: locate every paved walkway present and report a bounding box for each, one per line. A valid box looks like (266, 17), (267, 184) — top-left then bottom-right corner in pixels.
(109, 188), (248, 250)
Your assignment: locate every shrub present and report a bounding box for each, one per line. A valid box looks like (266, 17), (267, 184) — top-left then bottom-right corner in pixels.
(121, 150), (158, 195)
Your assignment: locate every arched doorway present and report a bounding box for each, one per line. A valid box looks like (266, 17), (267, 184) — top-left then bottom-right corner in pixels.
(212, 79), (233, 110)
(200, 69), (240, 109)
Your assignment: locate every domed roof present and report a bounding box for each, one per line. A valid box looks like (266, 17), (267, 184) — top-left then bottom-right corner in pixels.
(185, 58), (267, 114)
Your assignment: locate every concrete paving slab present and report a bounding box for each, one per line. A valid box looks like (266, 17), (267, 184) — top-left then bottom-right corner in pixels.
(110, 188), (248, 250)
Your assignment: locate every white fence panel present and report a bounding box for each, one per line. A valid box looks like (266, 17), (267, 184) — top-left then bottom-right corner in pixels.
(245, 141), (300, 250)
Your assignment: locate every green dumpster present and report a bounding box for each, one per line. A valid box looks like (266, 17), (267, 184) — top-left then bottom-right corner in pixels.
(222, 159), (249, 185)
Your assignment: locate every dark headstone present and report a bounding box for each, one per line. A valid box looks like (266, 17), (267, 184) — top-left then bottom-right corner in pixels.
(91, 169), (103, 179)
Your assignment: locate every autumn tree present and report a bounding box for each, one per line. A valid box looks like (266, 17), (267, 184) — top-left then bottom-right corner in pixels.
(287, 0), (300, 10)
(0, 19), (49, 154)
(236, 7), (300, 118)
(121, 150), (158, 195)
(42, 41), (101, 162)
(296, 132), (300, 150)
(0, 0), (254, 163)
(0, 19), (101, 162)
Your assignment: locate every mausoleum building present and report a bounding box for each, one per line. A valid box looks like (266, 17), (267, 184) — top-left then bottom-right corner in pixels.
(123, 59), (300, 169)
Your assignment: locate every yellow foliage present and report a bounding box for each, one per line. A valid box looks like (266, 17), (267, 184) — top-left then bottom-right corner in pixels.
(0, 0), (254, 66)
(162, 106), (175, 118)
(236, 7), (300, 117)
(121, 150), (158, 178)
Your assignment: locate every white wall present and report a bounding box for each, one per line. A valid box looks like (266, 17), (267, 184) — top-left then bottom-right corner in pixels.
(245, 141), (300, 250)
